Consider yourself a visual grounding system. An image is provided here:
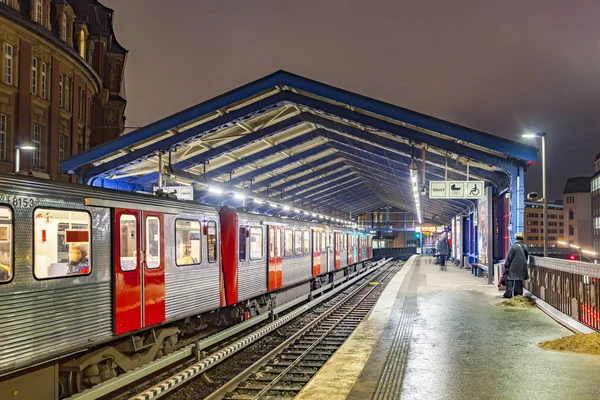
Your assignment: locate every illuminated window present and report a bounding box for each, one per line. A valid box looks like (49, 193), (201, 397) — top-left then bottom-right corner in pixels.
(249, 227), (262, 260)
(31, 57), (38, 95)
(0, 114), (6, 160)
(64, 76), (70, 111)
(35, 0), (42, 24)
(145, 216), (160, 269)
(0, 207), (13, 283)
(175, 219), (200, 265)
(275, 228), (281, 257)
(119, 214), (137, 271)
(207, 221), (217, 262)
(284, 229), (293, 257)
(34, 208), (91, 279)
(59, 73), (64, 108)
(41, 62), (47, 99)
(4, 44), (12, 85)
(294, 230), (302, 255)
(60, 13), (66, 41)
(79, 29), (86, 58)
(239, 226), (247, 261)
(303, 230), (310, 254)
(32, 124), (42, 168)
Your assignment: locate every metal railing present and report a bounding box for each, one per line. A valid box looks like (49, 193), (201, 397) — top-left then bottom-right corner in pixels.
(373, 247), (417, 258)
(527, 256), (600, 332)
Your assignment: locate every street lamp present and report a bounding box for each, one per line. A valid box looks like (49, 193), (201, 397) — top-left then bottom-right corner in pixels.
(522, 132), (547, 257)
(15, 144), (36, 173)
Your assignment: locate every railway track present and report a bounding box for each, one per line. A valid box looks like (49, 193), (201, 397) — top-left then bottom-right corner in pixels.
(158, 259), (403, 400)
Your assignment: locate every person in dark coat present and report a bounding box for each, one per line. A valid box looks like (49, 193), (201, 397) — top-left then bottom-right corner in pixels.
(503, 232), (529, 298)
(436, 233), (450, 270)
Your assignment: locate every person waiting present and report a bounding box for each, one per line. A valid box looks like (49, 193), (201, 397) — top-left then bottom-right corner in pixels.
(503, 232), (529, 298)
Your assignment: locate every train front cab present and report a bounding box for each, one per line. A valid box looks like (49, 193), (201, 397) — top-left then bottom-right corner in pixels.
(113, 208), (166, 335)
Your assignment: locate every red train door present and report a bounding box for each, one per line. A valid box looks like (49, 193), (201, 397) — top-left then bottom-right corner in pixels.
(358, 236), (363, 262)
(347, 233), (353, 265)
(268, 226), (283, 290)
(334, 232), (341, 269)
(114, 209), (165, 335)
(312, 230), (321, 276)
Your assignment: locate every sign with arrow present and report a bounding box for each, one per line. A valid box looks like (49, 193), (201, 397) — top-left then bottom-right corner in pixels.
(428, 181), (484, 199)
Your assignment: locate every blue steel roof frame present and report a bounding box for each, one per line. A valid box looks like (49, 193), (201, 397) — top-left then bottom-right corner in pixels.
(128, 130), (322, 187)
(276, 170), (356, 200)
(301, 179), (370, 205)
(255, 162), (350, 194)
(246, 153), (339, 189)
(307, 183), (385, 211)
(63, 70), (538, 224)
(286, 176), (364, 202)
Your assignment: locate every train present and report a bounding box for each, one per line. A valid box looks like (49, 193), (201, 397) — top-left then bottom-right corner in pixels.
(0, 174), (372, 399)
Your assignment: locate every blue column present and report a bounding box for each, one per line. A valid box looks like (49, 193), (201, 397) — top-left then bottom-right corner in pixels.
(510, 165), (525, 241)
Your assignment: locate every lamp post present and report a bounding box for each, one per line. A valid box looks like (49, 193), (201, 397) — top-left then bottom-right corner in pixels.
(522, 132), (547, 257)
(15, 144), (36, 173)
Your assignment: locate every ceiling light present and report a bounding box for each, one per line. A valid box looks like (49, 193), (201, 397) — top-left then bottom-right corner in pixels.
(208, 186), (223, 194)
(233, 192), (245, 200)
(283, 205), (291, 211)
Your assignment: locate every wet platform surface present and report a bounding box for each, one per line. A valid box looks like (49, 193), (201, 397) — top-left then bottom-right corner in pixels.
(296, 256), (600, 400)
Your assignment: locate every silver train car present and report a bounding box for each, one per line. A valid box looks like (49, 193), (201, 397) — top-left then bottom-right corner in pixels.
(0, 174), (372, 399)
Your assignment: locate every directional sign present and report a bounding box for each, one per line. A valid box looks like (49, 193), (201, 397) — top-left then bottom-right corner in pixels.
(429, 180), (484, 199)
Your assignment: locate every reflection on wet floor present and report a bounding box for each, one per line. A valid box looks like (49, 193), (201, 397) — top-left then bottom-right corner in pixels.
(400, 258), (600, 400)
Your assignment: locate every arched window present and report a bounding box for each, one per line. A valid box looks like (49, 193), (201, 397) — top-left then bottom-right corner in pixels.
(61, 13), (67, 42)
(569, 209), (574, 220)
(79, 29), (86, 58)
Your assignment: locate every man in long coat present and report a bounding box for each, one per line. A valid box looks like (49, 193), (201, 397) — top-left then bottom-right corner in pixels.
(503, 232), (529, 298)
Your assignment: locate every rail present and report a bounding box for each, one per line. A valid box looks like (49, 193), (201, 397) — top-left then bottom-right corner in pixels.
(373, 247), (416, 258)
(527, 256), (600, 332)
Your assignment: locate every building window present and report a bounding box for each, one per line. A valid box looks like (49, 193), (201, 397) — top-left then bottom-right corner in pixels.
(64, 76), (70, 111)
(59, 73), (64, 107)
(58, 134), (65, 162)
(31, 57), (38, 95)
(4, 44), (12, 85)
(569, 226), (574, 236)
(78, 87), (85, 119)
(79, 29), (86, 58)
(60, 13), (67, 41)
(35, 0), (43, 24)
(569, 209), (574, 220)
(0, 114), (6, 161)
(41, 62), (47, 99)
(34, 208), (91, 279)
(32, 124), (42, 168)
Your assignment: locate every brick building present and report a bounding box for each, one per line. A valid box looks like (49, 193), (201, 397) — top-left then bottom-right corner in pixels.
(0, 0), (126, 180)
(524, 200), (564, 247)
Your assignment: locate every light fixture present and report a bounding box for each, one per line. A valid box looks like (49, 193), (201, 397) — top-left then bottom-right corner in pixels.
(283, 205), (290, 211)
(569, 244), (581, 249)
(233, 192), (245, 200)
(208, 186), (223, 194)
(409, 158), (422, 224)
(582, 249), (597, 256)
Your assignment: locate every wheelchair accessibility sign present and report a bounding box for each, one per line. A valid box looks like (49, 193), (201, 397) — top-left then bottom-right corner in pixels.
(429, 180), (484, 199)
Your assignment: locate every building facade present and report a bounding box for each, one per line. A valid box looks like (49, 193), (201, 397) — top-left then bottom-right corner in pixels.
(592, 153), (600, 253)
(524, 200), (564, 247)
(0, 0), (126, 180)
(563, 176), (592, 249)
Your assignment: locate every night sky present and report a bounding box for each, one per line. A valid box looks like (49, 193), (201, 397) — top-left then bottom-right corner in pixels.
(102, 0), (600, 201)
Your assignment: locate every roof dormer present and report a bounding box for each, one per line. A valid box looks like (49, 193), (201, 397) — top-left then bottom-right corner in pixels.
(55, 1), (75, 47)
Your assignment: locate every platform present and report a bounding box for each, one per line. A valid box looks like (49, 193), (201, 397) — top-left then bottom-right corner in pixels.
(296, 255), (600, 400)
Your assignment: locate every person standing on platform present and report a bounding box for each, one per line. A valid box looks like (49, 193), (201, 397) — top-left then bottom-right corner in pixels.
(436, 233), (450, 270)
(503, 232), (529, 298)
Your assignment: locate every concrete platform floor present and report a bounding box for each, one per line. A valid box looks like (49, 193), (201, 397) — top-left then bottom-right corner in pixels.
(296, 256), (600, 400)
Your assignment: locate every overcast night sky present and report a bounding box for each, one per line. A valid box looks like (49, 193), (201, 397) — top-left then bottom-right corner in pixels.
(102, 0), (600, 201)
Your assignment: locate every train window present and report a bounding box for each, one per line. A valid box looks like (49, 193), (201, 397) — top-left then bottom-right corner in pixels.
(294, 230), (302, 255)
(284, 229), (293, 256)
(269, 227), (274, 258)
(329, 233), (333, 248)
(239, 226), (247, 261)
(275, 228), (281, 257)
(119, 214), (137, 272)
(34, 208), (91, 279)
(320, 232), (326, 252)
(0, 207), (12, 283)
(303, 230), (310, 254)
(176, 219), (201, 266)
(207, 221), (218, 263)
(250, 227), (263, 260)
(145, 216), (161, 269)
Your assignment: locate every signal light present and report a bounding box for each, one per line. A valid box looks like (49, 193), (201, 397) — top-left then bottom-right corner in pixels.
(415, 233), (420, 239)
(569, 254), (576, 261)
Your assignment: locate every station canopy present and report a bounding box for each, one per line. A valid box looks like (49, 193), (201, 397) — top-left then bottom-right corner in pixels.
(63, 71), (537, 225)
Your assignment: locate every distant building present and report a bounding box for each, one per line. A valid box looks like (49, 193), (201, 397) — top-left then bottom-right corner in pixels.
(524, 201), (564, 247)
(0, 0), (127, 180)
(563, 176), (592, 249)
(592, 153), (600, 253)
